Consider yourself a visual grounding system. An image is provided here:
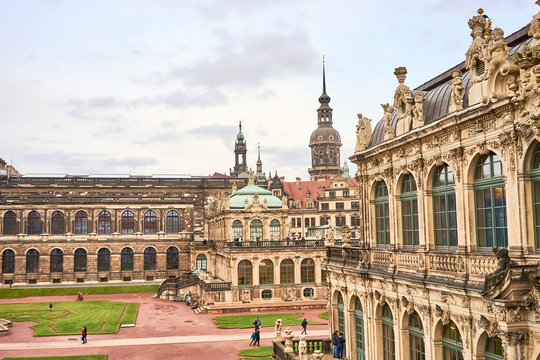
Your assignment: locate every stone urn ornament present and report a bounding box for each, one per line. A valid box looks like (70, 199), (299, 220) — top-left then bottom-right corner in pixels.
(283, 327), (294, 353)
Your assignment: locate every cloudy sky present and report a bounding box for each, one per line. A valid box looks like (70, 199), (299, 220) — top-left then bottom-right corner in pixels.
(0, 0), (536, 180)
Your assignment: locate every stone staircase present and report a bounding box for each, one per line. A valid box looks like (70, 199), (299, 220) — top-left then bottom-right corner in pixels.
(194, 305), (208, 315)
(0, 318), (13, 336)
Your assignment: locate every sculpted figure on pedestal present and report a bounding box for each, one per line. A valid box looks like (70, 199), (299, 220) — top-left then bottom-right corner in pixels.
(273, 319), (283, 342)
(449, 70), (466, 112)
(355, 114), (372, 152)
(298, 335), (308, 360)
(411, 90), (424, 128)
(325, 224), (334, 246)
(381, 103), (395, 140)
(393, 67), (413, 135)
(465, 10), (488, 84)
(283, 328), (294, 353)
(486, 28), (510, 80)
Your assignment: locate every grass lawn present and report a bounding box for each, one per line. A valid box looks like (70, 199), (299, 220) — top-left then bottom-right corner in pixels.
(319, 311), (328, 320)
(237, 346), (273, 360)
(3, 356), (108, 360)
(213, 312), (324, 329)
(0, 285), (158, 299)
(0, 300), (138, 336)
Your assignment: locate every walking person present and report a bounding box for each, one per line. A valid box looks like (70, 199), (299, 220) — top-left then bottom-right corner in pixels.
(301, 318), (308, 335)
(331, 330), (338, 358)
(81, 326), (87, 344)
(249, 330), (256, 346)
(49, 302), (53, 312)
(254, 328), (260, 346)
(252, 316), (261, 330)
(336, 332), (345, 360)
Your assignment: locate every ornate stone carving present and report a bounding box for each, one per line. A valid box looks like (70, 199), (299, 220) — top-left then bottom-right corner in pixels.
(412, 90), (424, 128)
(273, 319), (283, 342)
(382, 103), (395, 140)
(298, 335), (308, 360)
(341, 225), (351, 247)
(355, 114), (372, 152)
(311, 350), (323, 360)
(393, 67), (413, 136)
(324, 224), (334, 246)
(283, 328), (294, 353)
(481, 247), (516, 296)
(465, 10), (488, 85)
(478, 315), (499, 337)
(449, 70), (466, 112)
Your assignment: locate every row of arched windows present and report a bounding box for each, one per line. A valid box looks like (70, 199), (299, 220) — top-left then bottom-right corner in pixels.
(335, 292), (504, 360)
(373, 152), (509, 249)
(2, 209), (182, 235)
(232, 219), (281, 241)
(237, 258), (315, 286)
(1, 247), (180, 273)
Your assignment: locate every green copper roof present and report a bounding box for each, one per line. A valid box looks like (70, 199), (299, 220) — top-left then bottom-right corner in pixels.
(236, 122), (245, 143)
(229, 182), (282, 208)
(342, 160), (350, 178)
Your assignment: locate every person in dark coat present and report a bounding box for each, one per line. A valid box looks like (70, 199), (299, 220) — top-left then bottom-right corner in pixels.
(331, 330), (338, 358)
(81, 326), (87, 344)
(252, 317), (261, 330)
(301, 318), (308, 334)
(254, 328), (260, 346)
(49, 302), (53, 311)
(336, 332), (345, 360)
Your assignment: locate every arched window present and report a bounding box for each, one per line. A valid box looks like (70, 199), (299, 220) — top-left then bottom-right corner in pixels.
(433, 164), (457, 248)
(533, 146), (540, 249)
(442, 321), (463, 360)
(3, 211), (18, 235)
(280, 259), (294, 285)
(97, 248), (110, 272)
(27, 211), (41, 235)
(475, 152), (507, 248)
(121, 247), (134, 271)
(2, 249), (15, 273)
(485, 336), (503, 360)
(354, 297), (365, 360)
(74, 248), (87, 272)
(238, 260), (252, 286)
(144, 247), (156, 271)
(409, 311), (425, 360)
(26, 249), (39, 273)
(98, 210), (111, 234)
(121, 210), (135, 234)
(232, 220), (243, 240)
(50, 248), (63, 273)
(250, 220), (263, 242)
(74, 211), (88, 234)
(196, 254), (207, 271)
(144, 210), (157, 234)
(166, 210), (179, 233)
(382, 304), (395, 360)
(401, 174), (419, 247)
(51, 211), (65, 235)
(301, 258), (315, 283)
(166, 246), (179, 270)
(337, 292), (345, 335)
(270, 220), (280, 241)
(259, 259), (273, 285)
(375, 181), (390, 247)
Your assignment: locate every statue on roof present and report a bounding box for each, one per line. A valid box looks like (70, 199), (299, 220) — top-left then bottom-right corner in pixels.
(411, 90), (424, 129)
(381, 103), (395, 140)
(355, 113), (372, 152)
(449, 70), (466, 112)
(529, 1), (540, 49)
(465, 9), (489, 85)
(325, 224), (334, 246)
(486, 28), (509, 80)
(393, 67), (413, 136)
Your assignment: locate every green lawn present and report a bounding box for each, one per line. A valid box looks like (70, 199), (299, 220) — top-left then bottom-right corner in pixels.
(319, 311), (328, 320)
(213, 312), (324, 329)
(0, 300), (138, 336)
(3, 356), (107, 360)
(0, 285), (158, 299)
(237, 346), (273, 360)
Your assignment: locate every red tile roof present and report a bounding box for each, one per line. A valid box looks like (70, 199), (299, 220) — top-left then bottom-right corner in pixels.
(283, 180), (329, 210)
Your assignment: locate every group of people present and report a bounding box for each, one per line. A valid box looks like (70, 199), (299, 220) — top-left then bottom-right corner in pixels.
(249, 317), (261, 346)
(184, 291), (198, 309)
(331, 331), (345, 360)
(76, 291), (84, 301)
(285, 235), (306, 246)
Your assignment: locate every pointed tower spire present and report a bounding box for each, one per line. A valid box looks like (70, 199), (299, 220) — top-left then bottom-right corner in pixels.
(322, 54), (327, 94)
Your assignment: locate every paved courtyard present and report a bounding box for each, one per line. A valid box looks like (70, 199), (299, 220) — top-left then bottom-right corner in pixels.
(0, 293), (330, 359)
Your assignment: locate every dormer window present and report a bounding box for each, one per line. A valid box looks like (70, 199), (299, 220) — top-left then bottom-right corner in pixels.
(476, 59), (485, 76)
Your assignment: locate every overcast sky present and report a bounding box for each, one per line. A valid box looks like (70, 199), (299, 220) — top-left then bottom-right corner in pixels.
(0, 0), (536, 180)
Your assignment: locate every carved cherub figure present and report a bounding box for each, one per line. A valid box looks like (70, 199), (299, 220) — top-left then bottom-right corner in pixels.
(412, 90), (424, 127)
(381, 103), (395, 139)
(273, 319), (283, 342)
(486, 28), (509, 79)
(298, 335), (308, 360)
(481, 247), (515, 294)
(449, 70), (465, 111)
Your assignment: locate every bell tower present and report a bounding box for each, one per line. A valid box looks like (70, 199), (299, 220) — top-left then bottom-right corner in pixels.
(231, 121), (247, 177)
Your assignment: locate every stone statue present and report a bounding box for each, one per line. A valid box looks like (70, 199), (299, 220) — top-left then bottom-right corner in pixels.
(449, 70), (466, 112)
(298, 335), (308, 360)
(486, 28), (509, 80)
(273, 319), (283, 342)
(529, 2), (540, 49)
(411, 90), (424, 128)
(482, 247), (515, 295)
(355, 114), (372, 152)
(311, 350), (324, 360)
(465, 10), (488, 84)
(341, 224), (351, 247)
(393, 67), (413, 135)
(381, 103), (395, 140)
(325, 224), (334, 246)
(283, 328), (294, 353)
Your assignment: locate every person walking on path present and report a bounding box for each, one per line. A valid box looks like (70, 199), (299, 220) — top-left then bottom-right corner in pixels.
(48, 302), (53, 312)
(331, 330), (338, 358)
(336, 332), (345, 360)
(81, 326), (87, 344)
(252, 317), (261, 330)
(249, 331), (256, 346)
(254, 328), (260, 347)
(301, 318), (308, 335)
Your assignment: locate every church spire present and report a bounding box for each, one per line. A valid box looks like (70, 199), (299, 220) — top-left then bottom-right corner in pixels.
(317, 56), (332, 126)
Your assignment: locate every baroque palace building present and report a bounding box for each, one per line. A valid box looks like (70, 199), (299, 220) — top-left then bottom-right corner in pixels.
(325, 6), (540, 360)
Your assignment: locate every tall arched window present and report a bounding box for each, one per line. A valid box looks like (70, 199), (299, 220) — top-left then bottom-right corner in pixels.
(337, 292), (345, 335)
(3, 211), (18, 235)
(121, 210), (135, 234)
(121, 247), (134, 271)
(51, 211), (65, 234)
(402, 174), (419, 247)
(97, 248), (110, 272)
(301, 258), (315, 283)
(26, 249), (39, 273)
(144, 210), (157, 234)
(74, 211), (88, 234)
(250, 220), (263, 241)
(232, 220), (243, 240)
(409, 311), (425, 360)
(27, 211), (41, 235)
(196, 254), (207, 271)
(259, 259), (273, 285)
(532, 146), (540, 249)
(74, 248), (87, 272)
(98, 210), (111, 234)
(270, 220), (280, 241)
(382, 303), (395, 360)
(238, 260), (252, 286)
(475, 152), (507, 248)
(485, 336), (503, 360)
(433, 164), (457, 249)
(2, 249), (15, 273)
(144, 247), (156, 270)
(442, 321), (463, 360)
(280, 259), (294, 285)
(375, 181), (390, 247)
(354, 297), (365, 360)
(166, 210), (179, 233)
(50, 248), (63, 272)
(166, 246), (179, 270)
